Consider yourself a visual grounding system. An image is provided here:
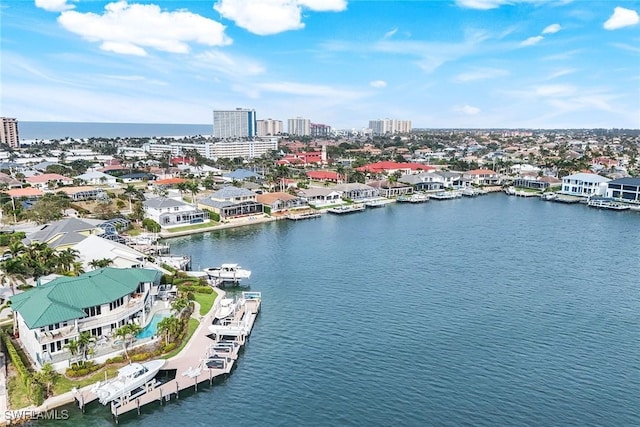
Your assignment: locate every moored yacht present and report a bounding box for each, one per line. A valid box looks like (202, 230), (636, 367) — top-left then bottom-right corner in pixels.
(91, 360), (165, 405)
(204, 263), (252, 281)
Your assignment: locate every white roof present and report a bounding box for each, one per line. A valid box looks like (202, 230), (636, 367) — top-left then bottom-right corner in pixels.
(563, 173), (610, 182)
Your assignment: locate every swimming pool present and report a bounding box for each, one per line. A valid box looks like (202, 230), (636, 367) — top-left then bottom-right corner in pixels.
(137, 310), (171, 338)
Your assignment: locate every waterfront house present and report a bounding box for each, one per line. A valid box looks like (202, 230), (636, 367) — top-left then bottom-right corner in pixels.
(256, 192), (308, 213)
(399, 172), (445, 191)
(333, 183), (379, 200)
(143, 197), (210, 229)
(605, 177), (640, 201)
(513, 176), (561, 191)
(366, 180), (413, 197)
(560, 173), (610, 197)
(297, 188), (342, 207)
(462, 169), (500, 186)
(198, 186), (263, 219)
(72, 235), (167, 272)
(9, 267), (162, 370)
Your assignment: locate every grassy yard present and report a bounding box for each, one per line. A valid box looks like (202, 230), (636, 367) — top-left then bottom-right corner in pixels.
(194, 290), (218, 316)
(7, 371), (30, 409)
(165, 221), (220, 233)
(53, 364), (123, 395)
(162, 318), (199, 359)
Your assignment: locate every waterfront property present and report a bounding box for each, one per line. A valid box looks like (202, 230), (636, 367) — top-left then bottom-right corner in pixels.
(8, 267), (162, 370)
(144, 197), (210, 229)
(333, 183), (380, 201)
(256, 191), (308, 213)
(23, 217), (107, 250)
(605, 177), (640, 202)
(462, 169), (501, 186)
(297, 187), (342, 207)
(560, 172), (610, 197)
(198, 186), (263, 219)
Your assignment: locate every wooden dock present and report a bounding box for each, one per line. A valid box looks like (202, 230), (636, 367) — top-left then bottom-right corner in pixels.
(74, 292), (261, 423)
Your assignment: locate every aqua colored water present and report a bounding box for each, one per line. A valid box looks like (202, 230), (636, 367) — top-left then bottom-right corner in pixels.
(38, 195), (640, 426)
(137, 311), (171, 339)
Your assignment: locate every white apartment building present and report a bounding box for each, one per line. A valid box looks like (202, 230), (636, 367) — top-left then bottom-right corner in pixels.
(257, 119), (283, 136)
(1, 117), (19, 148)
(288, 117), (311, 136)
(368, 119), (412, 135)
(213, 108), (257, 139)
(211, 138), (278, 160)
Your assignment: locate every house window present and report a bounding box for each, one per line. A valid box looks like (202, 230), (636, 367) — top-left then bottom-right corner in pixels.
(83, 305), (102, 317)
(110, 297), (124, 311)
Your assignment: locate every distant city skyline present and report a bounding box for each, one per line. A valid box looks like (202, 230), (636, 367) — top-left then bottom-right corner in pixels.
(1, 1), (639, 129)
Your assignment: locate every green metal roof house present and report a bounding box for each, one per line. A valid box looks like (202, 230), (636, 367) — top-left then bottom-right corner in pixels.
(9, 267), (161, 370)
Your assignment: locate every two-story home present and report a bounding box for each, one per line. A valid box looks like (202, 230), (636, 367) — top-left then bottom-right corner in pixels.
(143, 197), (210, 229)
(198, 187), (263, 219)
(605, 177), (640, 201)
(462, 169), (501, 186)
(23, 218), (106, 250)
(560, 173), (610, 197)
(256, 192), (308, 213)
(9, 267), (161, 370)
(399, 172), (445, 192)
(74, 171), (119, 187)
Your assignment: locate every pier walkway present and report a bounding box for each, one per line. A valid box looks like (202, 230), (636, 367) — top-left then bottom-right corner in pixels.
(73, 291), (261, 423)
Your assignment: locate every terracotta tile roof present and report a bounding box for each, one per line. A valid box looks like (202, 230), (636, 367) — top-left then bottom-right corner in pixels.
(154, 177), (187, 185)
(5, 187), (45, 197)
(306, 170), (339, 180)
(256, 192), (297, 204)
(26, 173), (72, 183)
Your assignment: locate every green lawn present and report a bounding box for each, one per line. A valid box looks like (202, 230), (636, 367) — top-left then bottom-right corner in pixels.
(165, 221), (221, 233)
(194, 290), (218, 316)
(53, 365), (123, 395)
(7, 374), (31, 409)
(162, 318), (199, 359)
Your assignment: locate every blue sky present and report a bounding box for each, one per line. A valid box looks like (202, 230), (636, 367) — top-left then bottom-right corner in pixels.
(1, 0), (639, 129)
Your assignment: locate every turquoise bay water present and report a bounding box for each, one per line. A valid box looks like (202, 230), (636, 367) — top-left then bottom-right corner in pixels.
(137, 311), (171, 339)
(42, 195), (640, 426)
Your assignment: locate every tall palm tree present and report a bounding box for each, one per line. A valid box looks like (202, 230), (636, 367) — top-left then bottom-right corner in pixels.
(186, 181), (200, 206)
(55, 248), (80, 274)
(88, 258), (113, 269)
(123, 184), (138, 213)
(64, 339), (79, 366)
(0, 257), (27, 294)
(77, 331), (96, 363)
(170, 297), (189, 316)
(115, 324), (142, 360)
(157, 315), (180, 346)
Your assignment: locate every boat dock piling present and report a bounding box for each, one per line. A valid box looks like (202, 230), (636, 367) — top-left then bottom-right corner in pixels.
(74, 291), (261, 423)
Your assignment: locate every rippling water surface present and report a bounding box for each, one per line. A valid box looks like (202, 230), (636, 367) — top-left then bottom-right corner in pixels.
(44, 195), (640, 426)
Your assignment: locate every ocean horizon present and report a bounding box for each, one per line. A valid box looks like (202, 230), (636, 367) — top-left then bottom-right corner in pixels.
(18, 121), (213, 140)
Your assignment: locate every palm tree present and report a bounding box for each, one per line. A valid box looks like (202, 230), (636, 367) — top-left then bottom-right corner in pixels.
(0, 257), (27, 294)
(77, 331), (96, 362)
(170, 297), (189, 316)
(115, 324), (142, 360)
(88, 258), (113, 269)
(64, 339), (79, 366)
(55, 248), (80, 274)
(123, 184), (138, 213)
(186, 181), (200, 206)
(34, 363), (59, 397)
(157, 316), (181, 345)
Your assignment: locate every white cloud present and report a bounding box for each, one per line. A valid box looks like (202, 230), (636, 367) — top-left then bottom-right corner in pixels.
(34, 0), (75, 12)
(58, 1), (231, 56)
(520, 35), (544, 46)
(193, 50), (265, 77)
(533, 84), (575, 97)
(546, 68), (577, 80)
(213, 0), (347, 36)
(603, 7), (640, 30)
(254, 81), (360, 98)
(454, 67), (510, 83)
(370, 80), (387, 88)
(383, 28), (398, 39)
(455, 0), (510, 10)
(455, 105), (481, 115)
(542, 23), (561, 34)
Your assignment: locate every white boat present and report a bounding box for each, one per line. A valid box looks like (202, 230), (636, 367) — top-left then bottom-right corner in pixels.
(215, 298), (236, 320)
(397, 193), (429, 203)
(91, 360), (165, 405)
(204, 263), (251, 281)
(430, 191), (462, 200)
(327, 203), (366, 214)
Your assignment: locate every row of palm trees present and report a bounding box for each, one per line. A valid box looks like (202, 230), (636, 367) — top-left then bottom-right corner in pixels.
(0, 239), (114, 295)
